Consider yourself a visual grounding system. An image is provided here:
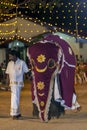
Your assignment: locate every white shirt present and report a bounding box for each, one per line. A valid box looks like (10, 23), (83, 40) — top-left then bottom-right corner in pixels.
(6, 58), (29, 87)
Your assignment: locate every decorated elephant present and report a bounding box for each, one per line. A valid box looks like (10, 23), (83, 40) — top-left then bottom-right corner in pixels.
(27, 34), (80, 122)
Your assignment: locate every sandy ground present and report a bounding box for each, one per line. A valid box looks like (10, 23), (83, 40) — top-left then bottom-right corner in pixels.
(0, 81), (87, 130)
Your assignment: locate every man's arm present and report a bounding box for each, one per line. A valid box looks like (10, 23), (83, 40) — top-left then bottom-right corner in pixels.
(26, 70), (33, 81)
(6, 74), (10, 87)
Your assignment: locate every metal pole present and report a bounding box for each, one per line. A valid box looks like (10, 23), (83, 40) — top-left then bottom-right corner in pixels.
(75, 4), (79, 43)
(16, 0), (18, 18)
(15, 0), (18, 36)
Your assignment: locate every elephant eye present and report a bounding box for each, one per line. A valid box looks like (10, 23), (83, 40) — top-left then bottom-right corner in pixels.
(48, 59), (56, 69)
(31, 59), (35, 69)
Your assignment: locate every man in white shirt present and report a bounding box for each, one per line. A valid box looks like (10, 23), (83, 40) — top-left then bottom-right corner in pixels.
(6, 50), (30, 119)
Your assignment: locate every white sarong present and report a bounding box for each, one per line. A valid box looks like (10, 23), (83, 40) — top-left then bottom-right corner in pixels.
(10, 86), (21, 116)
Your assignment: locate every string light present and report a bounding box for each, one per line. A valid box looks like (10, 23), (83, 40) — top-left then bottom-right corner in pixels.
(0, 0), (87, 42)
(0, 21), (17, 26)
(0, 1), (16, 7)
(0, 30), (15, 35)
(0, 13), (16, 17)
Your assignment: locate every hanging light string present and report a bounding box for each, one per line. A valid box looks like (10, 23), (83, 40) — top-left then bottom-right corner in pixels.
(0, 1), (87, 40)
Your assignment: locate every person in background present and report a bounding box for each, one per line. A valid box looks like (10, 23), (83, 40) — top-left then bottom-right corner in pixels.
(5, 50), (31, 120)
(0, 65), (3, 84)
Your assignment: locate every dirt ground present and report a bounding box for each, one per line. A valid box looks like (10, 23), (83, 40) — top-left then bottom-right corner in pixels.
(0, 81), (87, 130)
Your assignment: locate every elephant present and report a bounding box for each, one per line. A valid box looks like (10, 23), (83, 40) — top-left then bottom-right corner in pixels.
(27, 34), (80, 122)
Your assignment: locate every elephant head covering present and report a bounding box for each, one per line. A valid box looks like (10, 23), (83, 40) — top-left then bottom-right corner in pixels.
(27, 34), (76, 122)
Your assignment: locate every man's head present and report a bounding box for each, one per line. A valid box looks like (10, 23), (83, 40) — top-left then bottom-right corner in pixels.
(8, 50), (20, 61)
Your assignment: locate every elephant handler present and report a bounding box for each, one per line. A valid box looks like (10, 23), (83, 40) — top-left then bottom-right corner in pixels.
(5, 50), (31, 120)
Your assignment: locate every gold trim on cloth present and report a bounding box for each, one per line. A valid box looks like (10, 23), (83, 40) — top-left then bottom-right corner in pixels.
(37, 81), (45, 90)
(35, 66), (47, 72)
(38, 93), (44, 96)
(10, 81), (23, 85)
(40, 101), (45, 107)
(37, 54), (46, 63)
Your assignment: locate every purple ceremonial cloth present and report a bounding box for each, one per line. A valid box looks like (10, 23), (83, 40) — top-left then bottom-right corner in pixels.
(43, 34), (76, 65)
(43, 34), (76, 107)
(28, 42), (60, 121)
(27, 34), (76, 121)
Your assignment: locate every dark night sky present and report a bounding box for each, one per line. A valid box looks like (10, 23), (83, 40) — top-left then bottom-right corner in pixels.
(16, 0), (87, 38)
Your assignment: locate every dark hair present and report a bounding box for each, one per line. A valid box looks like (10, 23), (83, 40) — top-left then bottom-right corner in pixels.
(9, 50), (20, 58)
